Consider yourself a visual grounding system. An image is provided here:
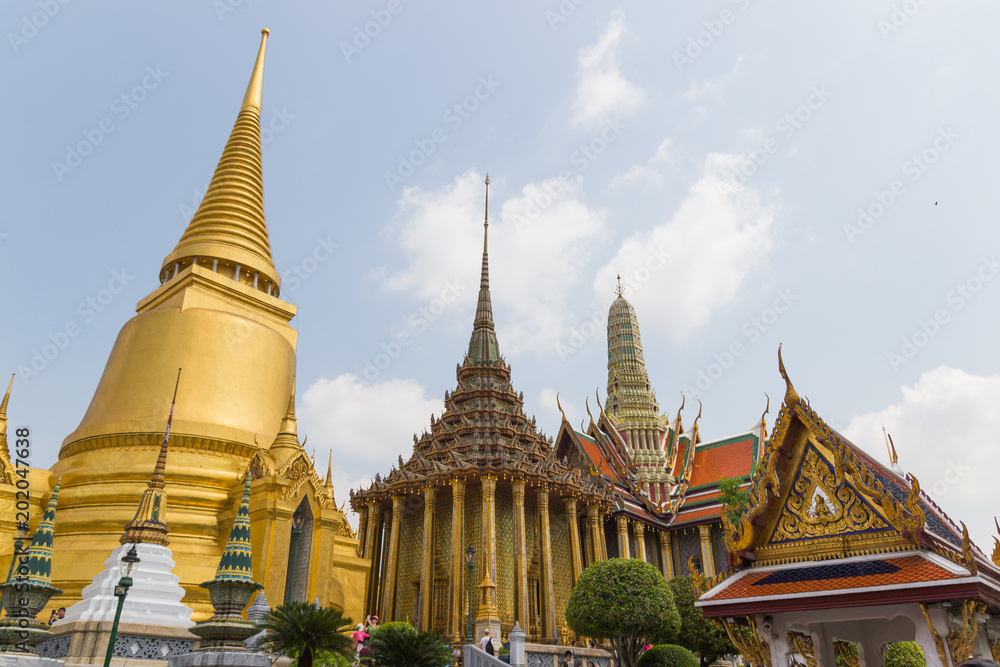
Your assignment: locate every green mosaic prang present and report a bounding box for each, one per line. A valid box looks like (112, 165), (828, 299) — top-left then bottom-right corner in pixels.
(214, 474), (254, 582)
(26, 478), (60, 586)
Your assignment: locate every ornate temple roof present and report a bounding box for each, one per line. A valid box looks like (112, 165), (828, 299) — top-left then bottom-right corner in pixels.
(352, 177), (593, 505)
(696, 346), (1000, 616)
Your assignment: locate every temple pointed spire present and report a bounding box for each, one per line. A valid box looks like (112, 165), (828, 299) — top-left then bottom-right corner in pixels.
(122, 369), (181, 546)
(467, 173), (501, 364)
(324, 451), (333, 488)
(24, 478), (60, 586)
(0, 374), (12, 453)
(279, 375), (297, 436)
(160, 29), (279, 295)
(213, 473), (256, 582)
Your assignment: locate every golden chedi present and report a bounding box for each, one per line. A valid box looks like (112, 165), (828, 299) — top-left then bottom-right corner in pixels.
(38, 30), (364, 620)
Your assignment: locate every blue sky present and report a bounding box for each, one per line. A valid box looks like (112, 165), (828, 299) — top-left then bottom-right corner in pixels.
(3, 2), (1000, 547)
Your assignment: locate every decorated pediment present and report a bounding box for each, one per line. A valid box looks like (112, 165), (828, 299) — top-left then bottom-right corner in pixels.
(724, 346), (924, 568)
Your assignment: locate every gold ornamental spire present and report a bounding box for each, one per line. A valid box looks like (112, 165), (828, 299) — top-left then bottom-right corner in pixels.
(0, 374), (12, 439)
(270, 376), (302, 466)
(324, 451), (333, 488)
(467, 173), (501, 364)
(160, 29), (279, 293)
(122, 369), (182, 546)
(279, 375), (297, 435)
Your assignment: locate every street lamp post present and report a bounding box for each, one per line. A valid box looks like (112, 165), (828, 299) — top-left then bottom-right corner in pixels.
(465, 545), (475, 646)
(284, 510), (305, 603)
(103, 545), (140, 667)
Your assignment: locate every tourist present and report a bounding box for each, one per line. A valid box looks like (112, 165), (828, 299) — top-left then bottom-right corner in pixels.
(480, 629), (494, 655)
(47, 610), (58, 626)
(561, 649), (574, 664)
(56, 608), (65, 620)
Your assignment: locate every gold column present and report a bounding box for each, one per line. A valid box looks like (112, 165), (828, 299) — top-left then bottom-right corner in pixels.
(537, 485), (556, 641)
(634, 520), (646, 562)
(699, 524), (716, 577)
(616, 515), (630, 559)
(363, 501), (382, 613)
(513, 478), (529, 627)
(419, 485), (437, 631)
(356, 504), (370, 558)
(478, 475), (499, 620)
(565, 496), (583, 584)
(660, 531), (674, 578)
(382, 495), (404, 621)
(447, 478), (466, 642)
(587, 504), (605, 562)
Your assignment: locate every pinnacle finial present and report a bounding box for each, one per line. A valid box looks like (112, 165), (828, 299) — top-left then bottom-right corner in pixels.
(615, 274), (624, 297)
(279, 376), (298, 435)
(242, 29), (269, 111)
(467, 173), (500, 364)
(324, 451), (333, 488)
(0, 374), (12, 437)
(777, 343), (800, 408)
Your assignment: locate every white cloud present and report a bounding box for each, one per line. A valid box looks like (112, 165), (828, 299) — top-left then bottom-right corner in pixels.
(539, 388), (582, 431)
(843, 366), (1000, 553)
(570, 12), (645, 129)
(609, 139), (673, 190)
(375, 170), (607, 356)
(300, 373), (442, 468)
(596, 152), (775, 342)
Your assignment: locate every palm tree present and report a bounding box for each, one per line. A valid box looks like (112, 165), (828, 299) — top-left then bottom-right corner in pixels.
(254, 601), (354, 667)
(369, 623), (451, 667)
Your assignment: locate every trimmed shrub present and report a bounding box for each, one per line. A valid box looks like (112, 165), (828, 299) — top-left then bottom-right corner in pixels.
(638, 644), (700, 667)
(883, 642), (927, 667)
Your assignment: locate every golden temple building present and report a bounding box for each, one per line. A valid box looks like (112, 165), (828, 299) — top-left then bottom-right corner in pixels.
(0, 30), (367, 623)
(351, 176), (764, 643)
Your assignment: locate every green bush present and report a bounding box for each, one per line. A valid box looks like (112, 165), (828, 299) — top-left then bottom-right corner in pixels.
(665, 576), (736, 666)
(883, 642), (927, 667)
(567, 559), (680, 667)
(372, 621), (416, 636)
(638, 644), (700, 667)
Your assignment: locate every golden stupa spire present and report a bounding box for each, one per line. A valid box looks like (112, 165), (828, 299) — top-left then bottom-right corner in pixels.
(160, 29), (279, 294)
(324, 451), (333, 488)
(122, 369), (182, 546)
(270, 376), (302, 466)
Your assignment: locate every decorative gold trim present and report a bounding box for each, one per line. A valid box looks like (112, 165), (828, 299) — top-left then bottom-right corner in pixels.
(786, 631), (817, 667)
(920, 603), (950, 667)
(834, 641), (859, 667)
(946, 599), (984, 667)
(716, 617), (771, 667)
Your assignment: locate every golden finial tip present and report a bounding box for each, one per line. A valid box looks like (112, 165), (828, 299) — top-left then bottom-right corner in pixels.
(262, 28), (270, 36)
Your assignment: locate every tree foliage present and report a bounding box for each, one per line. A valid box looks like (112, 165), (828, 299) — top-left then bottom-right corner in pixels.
(369, 622), (451, 667)
(254, 601), (354, 667)
(718, 475), (752, 527)
(638, 644), (700, 667)
(883, 642), (927, 667)
(665, 576), (736, 667)
(566, 559), (680, 667)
